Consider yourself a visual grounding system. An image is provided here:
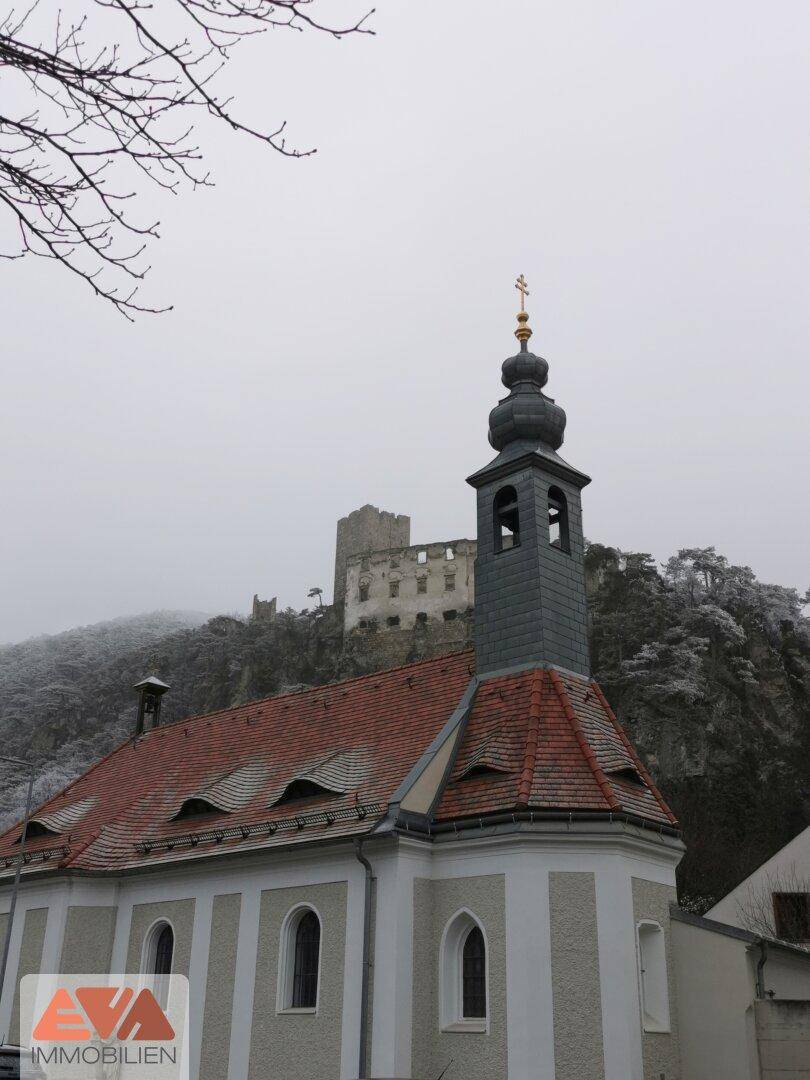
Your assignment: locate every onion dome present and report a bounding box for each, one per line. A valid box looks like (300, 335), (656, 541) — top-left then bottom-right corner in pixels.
(488, 281), (567, 452)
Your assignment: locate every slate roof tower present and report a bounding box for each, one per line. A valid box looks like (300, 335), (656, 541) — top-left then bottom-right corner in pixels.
(468, 280), (591, 676)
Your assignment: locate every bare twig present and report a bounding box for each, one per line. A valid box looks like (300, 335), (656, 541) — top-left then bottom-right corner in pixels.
(0, 1), (374, 317)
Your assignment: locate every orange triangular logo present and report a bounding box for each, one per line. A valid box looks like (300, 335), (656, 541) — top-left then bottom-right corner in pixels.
(116, 988), (175, 1041)
(33, 988), (90, 1042)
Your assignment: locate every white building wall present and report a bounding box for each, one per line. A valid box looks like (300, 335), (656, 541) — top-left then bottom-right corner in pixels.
(1, 825), (682, 1080)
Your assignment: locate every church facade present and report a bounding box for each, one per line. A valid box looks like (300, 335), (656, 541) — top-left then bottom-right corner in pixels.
(2, 292), (805, 1079)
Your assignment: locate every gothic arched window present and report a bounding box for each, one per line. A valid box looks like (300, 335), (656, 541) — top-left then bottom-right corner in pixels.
(279, 906), (322, 1012)
(462, 926), (486, 1019)
(493, 485), (520, 553)
(547, 486), (570, 553)
(143, 921), (174, 1008)
(440, 910), (488, 1031)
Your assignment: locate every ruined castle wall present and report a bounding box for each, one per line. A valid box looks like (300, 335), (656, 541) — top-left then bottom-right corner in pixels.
(344, 539), (476, 633)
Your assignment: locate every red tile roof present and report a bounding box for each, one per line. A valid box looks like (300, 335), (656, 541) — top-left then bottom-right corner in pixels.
(0, 651), (676, 877)
(435, 668), (676, 827)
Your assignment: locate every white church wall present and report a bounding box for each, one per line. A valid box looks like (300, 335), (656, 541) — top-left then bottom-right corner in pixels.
(59, 905), (117, 973)
(125, 897), (196, 975)
(199, 892), (240, 1080)
(548, 871), (605, 1080)
(247, 882), (347, 1080)
(411, 873), (507, 1080)
(632, 878), (681, 1080)
(0, 826), (683, 1080)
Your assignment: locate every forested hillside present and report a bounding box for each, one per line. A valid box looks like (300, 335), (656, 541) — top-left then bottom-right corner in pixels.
(1, 548), (807, 907)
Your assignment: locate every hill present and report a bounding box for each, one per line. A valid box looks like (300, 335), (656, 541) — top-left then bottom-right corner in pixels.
(0, 549), (807, 907)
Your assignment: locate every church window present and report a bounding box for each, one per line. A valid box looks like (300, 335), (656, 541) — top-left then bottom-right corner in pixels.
(773, 893), (810, 942)
(636, 921), (670, 1032)
(389, 580), (399, 598)
(445, 575), (456, 592)
(440, 910), (488, 1032)
(494, 486), (520, 552)
(278, 906), (321, 1012)
(417, 577), (427, 594)
(142, 920), (174, 1008)
(547, 486), (570, 553)
(359, 582), (369, 602)
(417, 550), (428, 565)
(387, 616), (400, 628)
(462, 927), (486, 1018)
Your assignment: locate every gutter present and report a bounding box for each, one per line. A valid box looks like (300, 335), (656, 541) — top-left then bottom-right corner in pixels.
(355, 839), (374, 1080)
(397, 808), (682, 839)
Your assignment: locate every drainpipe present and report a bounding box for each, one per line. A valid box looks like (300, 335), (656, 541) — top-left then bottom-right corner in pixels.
(755, 939), (768, 999)
(355, 840), (374, 1080)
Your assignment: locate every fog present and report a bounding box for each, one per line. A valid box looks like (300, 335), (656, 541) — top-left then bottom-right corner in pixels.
(1, 0), (808, 642)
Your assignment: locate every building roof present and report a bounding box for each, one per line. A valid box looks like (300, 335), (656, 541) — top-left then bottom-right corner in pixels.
(0, 651), (676, 878)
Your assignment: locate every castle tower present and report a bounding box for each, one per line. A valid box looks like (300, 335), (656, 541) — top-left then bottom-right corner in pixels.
(333, 504), (410, 607)
(468, 279), (591, 675)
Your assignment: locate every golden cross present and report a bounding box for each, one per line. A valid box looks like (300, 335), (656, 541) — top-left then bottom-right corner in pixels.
(515, 274), (530, 311)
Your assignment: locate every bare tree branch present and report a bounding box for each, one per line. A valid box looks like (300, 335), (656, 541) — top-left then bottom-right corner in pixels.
(735, 862), (810, 948)
(0, 0), (374, 317)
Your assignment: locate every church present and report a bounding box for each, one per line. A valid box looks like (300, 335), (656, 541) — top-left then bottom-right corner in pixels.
(2, 284), (810, 1080)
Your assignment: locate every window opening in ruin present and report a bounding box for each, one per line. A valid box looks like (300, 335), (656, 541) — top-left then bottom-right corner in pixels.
(389, 580), (400, 598)
(417, 550), (428, 564)
(359, 582), (369, 602)
(445, 547), (455, 560)
(416, 612), (428, 623)
(387, 616), (400, 628)
(417, 577), (427, 594)
(360, 557), (370, 571)
(445, 576), (456, 592)
(443, 610), (458, 621)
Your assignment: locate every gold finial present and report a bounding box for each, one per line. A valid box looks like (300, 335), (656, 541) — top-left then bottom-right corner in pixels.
(514, 274), (532, 344)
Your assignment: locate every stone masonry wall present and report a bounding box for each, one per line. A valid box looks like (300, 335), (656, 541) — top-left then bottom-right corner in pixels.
(344, 539), (475, 633)
(333, 505), (410, 608)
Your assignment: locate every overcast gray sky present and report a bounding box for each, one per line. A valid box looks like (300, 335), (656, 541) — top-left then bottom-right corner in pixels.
(1, 0), (808, 643)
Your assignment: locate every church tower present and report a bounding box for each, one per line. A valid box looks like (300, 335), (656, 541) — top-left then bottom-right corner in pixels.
(468, 277), (591, 676)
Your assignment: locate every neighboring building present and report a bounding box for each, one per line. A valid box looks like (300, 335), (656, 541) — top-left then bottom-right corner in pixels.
(3, 296), (810, 1080)
(708, 826), (810, 945)
(344, 538), (476, 632)
(671, 907), (810, 1080)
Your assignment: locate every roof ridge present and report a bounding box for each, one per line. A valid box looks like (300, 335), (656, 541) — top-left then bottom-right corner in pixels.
(516, 670), (543, 807)
(549, 669), (622, 813)
(589, 681), (679, 826)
